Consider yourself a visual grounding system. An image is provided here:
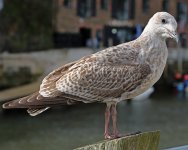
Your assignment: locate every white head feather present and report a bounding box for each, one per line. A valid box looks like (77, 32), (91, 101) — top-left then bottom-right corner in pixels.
(143, 12), (178, 43)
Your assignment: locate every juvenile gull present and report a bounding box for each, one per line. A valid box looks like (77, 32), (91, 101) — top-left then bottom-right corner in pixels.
(2, 12), (178, 139)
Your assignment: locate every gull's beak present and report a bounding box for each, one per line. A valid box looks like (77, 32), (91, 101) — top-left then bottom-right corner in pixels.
(170, 31), (179, 43)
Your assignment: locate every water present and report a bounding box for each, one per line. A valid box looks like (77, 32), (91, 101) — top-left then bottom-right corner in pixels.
(0, 93), (188, 150)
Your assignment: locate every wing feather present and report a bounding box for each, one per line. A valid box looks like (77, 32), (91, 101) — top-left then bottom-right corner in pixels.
(56, 63), (151, 102)
(39, 61), (77, 97)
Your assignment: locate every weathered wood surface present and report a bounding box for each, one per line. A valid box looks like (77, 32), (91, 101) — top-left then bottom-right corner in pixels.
(74, 131), (160, 150)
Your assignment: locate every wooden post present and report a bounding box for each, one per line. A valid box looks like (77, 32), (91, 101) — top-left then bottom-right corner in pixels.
(74, 131), (160, 150)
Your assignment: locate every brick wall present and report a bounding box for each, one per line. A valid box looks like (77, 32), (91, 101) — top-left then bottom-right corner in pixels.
(56, 0), (111, 37)
(55, 0), (188, 47)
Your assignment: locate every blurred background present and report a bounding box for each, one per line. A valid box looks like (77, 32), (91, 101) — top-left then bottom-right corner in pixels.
(0, 0), (188, 150)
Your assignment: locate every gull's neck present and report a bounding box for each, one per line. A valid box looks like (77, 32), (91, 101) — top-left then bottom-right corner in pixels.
(138, 29), (167, 50)
(136, 28), (168, 71)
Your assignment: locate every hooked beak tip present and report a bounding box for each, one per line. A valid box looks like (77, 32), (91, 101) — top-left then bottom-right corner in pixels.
(171, 32), (179, 43)
(174, 34), (179, 43)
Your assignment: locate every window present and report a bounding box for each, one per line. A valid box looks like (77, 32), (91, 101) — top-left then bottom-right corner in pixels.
(63, 0), (71, 8)
(111, 0), (135, 20)
(0, 0), (3, 11)
(142, 0), (149, 13)
(177, 2), (188, 23)
(162, 0), (169, 12)
(101, 0), (108, 10)
(77, 0), (96, 18)
(177, 2), (188, 48)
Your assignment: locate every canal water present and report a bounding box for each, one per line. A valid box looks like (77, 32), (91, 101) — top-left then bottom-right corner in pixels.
(0, 92), (188, 150)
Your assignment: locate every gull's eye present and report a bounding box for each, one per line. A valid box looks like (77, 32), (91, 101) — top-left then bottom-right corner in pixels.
(162, 19), (167, 24)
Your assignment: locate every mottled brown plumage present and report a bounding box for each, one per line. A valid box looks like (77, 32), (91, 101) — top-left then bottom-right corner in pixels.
(2, 12), (178, 139)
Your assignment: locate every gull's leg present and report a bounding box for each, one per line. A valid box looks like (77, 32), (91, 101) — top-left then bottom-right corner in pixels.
(111, 103), (121, 138)
(111, 103), (141, 138)
(104, 103), (111, 139)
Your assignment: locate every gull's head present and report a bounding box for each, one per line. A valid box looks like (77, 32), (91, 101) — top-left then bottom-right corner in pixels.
(144, 12), (178, 43)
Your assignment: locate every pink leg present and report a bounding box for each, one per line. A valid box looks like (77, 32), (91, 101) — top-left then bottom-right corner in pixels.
(111, 103), (121, 138)
(104, 104), (111, 139)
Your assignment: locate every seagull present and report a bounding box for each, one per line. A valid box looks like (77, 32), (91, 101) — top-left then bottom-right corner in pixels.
(2, 12), (178, 139)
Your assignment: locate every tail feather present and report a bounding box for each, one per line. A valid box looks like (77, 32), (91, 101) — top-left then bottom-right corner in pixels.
(2, 92), (42, 109)
(2, 92), (79, 116)
(2, 92), (67, 109)
(2, 102), (12, 109)
(27, 107), (50, 116)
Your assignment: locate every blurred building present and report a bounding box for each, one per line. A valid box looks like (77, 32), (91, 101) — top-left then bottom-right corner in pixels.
(54, 0), (188, 48)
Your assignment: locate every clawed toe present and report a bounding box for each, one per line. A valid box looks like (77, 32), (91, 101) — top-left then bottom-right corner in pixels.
(104, 131), (142, 139)
(104, 133), (113, 139)
(112, 131), (122, 139)
(104, 132), (122, 139)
